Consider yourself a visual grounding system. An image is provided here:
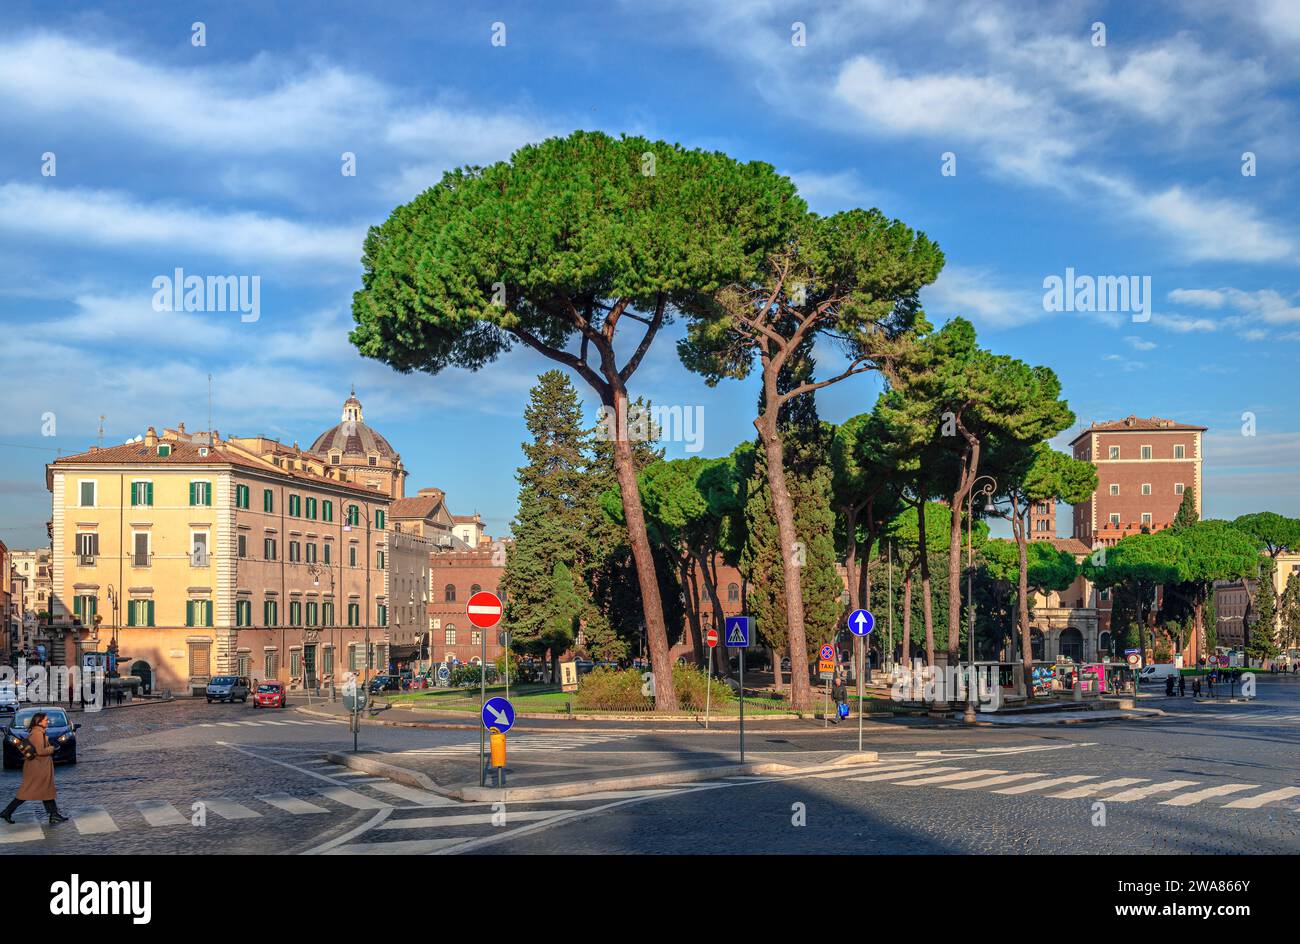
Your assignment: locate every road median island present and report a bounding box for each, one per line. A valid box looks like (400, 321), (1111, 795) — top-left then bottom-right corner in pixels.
(324, 747), (880, 802)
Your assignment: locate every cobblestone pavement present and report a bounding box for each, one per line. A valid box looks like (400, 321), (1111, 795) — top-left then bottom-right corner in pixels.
(2, 676), (1296, 854)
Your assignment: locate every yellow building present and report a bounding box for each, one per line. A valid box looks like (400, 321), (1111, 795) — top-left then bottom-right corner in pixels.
(47, 398), (429, 694)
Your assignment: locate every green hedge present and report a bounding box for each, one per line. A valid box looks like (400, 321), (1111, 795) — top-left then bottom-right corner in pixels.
(574, 665), (733, 711)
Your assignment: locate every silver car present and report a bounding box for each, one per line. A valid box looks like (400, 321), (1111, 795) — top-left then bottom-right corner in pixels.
(205, 675), (251, 703)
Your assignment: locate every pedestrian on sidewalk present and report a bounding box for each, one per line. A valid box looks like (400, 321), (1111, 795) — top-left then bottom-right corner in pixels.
(1178, 673), (1186, 697)
(1192, 676), (1201, 699)
(1165, 675), (1175, 697)
(831, 673), (849, 724)
(0, 712), (68, 826)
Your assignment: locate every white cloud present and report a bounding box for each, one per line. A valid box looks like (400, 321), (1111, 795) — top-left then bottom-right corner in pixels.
(1124, 336), (1158, 351)
(1130, 187), (1294, 263)
(922, 266), (1041, 329)
(1154, 313), (1220, 333)
(0, 184), (362, 269)
(1169, 288), (1227, 308)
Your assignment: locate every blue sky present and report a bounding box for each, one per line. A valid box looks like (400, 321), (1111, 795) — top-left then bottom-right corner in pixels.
(3, 0), (1299, 549)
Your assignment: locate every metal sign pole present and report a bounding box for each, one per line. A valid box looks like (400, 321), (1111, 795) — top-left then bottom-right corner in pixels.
(704, 645), (712, 730)
(739, 646), (745, 763)
(479, 630), (487, 788)
(857, 635), (864, 753)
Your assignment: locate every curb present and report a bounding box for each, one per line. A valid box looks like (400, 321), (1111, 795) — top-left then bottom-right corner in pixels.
(323, 750), (879, 802)
(295, 705), (911, 735)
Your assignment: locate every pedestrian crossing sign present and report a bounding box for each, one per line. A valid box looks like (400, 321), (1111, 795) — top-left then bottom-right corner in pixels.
(724, 616), (752, 648)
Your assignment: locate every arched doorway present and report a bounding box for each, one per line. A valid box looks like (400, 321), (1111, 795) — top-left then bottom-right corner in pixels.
(1059, 628), (1084, 663)
(1098, 631), (1112, 659)
(129, 660), (153, 695)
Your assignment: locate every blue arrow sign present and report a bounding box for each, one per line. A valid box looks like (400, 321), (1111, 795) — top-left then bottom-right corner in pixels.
(848, 609), (875, 636)
(724, 616), (751, 648)
(481, 696), (515, 733)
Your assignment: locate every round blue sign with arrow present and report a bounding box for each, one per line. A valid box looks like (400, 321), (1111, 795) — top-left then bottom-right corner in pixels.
(481, 696), (515, 733)
(848, 609), (875, 636)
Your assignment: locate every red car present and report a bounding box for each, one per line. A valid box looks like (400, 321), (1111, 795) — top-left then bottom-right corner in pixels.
(252, 682), (286, 708)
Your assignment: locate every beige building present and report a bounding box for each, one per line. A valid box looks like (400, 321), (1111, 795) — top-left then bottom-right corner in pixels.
(46, 394), (429, 694)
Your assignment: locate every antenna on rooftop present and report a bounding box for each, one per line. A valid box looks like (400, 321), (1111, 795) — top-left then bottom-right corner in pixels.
(97, 415), (105, 449)
(208, 373), (214, 445)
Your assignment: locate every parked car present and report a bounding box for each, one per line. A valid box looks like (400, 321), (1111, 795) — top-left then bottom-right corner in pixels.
(0, 684), (18, 713)
(368, 675), (401, 694)
(206, 675), (251, 703)
(3, 707), (78, 769)
(252, 681), (287, 709)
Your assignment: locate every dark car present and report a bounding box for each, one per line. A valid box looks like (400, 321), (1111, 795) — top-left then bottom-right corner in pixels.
(368, 675), (401, 694)
(3, 707), (79, 769)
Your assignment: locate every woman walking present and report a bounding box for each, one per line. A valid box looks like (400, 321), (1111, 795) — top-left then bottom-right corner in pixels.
(0, 712), (68, 825)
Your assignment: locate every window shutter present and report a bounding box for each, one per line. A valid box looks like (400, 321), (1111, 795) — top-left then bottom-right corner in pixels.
(187, 601), (195, 627)
(74, 596), (82, 618)
(205, 601), (213, 627)
(130, 482), (138, 505)
(189, 482), (197, 506)
(127, 601), (136, 627)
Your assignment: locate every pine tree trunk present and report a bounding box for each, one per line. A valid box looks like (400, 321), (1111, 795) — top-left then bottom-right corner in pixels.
(757, 410), (811, 711)
(948, 434), (981, 666)
(916, 503), (936, 672)
(609, 392), (676, 710)
(1013, 498), (1034, 696)
(703, 554), (732, 680)
(902, 567), (913, 694)
(845, 506), (860, 610)
(682, 555), (705, 666)
(771, 646), (782, 692)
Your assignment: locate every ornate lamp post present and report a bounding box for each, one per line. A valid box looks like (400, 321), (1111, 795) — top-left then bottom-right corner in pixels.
(307, 561), (337, 701)
(964, 476), (998, 724)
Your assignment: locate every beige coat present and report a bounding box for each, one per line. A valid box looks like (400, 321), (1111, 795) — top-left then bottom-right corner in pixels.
(16, 727), (56, 801)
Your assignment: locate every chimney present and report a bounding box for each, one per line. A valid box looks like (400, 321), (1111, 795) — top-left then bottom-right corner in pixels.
(144, 427), (157, 448)
(178, 422), (186, 435)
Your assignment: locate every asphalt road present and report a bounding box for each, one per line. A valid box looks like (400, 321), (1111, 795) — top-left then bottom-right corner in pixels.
(1, 676), (1296, 855)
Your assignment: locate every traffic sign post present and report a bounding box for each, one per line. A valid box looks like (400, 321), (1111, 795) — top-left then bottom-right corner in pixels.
(725, 616), (752, 762)
(704, 627), (719, 729)
(467, 591), (503, 786)
(482, 696), (515, 789)
(848, 610), (875, 752)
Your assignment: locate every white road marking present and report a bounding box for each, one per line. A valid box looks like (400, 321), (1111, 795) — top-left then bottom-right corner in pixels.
(1160, 784), (1258, 807)
(1102, 780), (1200, 802)
(811, 761), (930, 780)
(0, 820), (43, 843)
(318, 786), (391, 810)
(891, 768), (1007, 786)
(200, 799), (261, 821)
(1047, 778), (1148, 799)
(992, 775), (1097, 795)
(849, 766), (963, 783)
(322, 837), (467, 855)
(940, 772), (1048, 791)
(366, 782), (457, 807)
(379, 809), (567, 830)
(136, 799), (187, 827)
(1222, 787), (1300, 809)
(257, 793), (330, 815)
(70, 806), (119, 835)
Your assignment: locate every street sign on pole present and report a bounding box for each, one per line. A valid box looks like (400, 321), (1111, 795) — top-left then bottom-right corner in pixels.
(724, 616), (752, 762)
(724, 616), (751, 648)
(481, 696), (515, 734)
(467, 591), (503, 629)
(705, 627), (719, 649)
(819, 644), (835, 661)
(848, 609), (875, 636)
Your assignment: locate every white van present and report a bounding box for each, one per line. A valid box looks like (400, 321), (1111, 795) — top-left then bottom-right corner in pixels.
(1138, 663), (1180, 684)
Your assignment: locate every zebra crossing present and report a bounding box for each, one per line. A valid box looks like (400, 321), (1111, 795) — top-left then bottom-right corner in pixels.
(399, 732), (641, 754)
(0, 761), (456, 846)
(194, 717), (345, 730)
(1160, 708), (1300, 726)
(814, 756), (1300, 811)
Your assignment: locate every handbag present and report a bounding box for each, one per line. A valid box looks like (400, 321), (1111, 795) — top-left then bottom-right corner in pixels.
(18, 739), (37, 762)
(837, 701), (849, 719)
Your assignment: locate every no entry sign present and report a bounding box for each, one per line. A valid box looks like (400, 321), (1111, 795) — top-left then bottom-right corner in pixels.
(705, 627), (719, 648)
(467, 590), (503, 629)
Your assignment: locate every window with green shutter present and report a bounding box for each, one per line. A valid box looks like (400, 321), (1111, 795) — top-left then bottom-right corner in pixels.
(131, 481), (154, 506)
(189, 481), (212, 506)
(235, 484), (249, 509)
(375, 510), (385, 530)
(263, 489), (274, 512)
(306, 497), (317, 519)
(322, 500), (333, 522)
(376, 550), (385, 570)
(289, 494), (301, 517)
(306, 602), (318, 626)
(347, 504), (360, 526)
(289, 601), (302, 626)
(322, 602), (334, 627)
(130, 599), (155, 627)
(347, 603), (359, 627)
(377, 604), (387, 627)
(264, 600), (278, 626)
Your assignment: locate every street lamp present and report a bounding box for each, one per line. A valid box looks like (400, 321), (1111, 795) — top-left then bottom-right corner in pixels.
(342, 505), (379, 700)
(964, 475), (998, 724)
(307, 562), (337, 701)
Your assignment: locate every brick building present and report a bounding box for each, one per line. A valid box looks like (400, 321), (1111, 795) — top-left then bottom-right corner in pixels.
(1070, 415), (1205, 547)
(427, 544), (508, 667)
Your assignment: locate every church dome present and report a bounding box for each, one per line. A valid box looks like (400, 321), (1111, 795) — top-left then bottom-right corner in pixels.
(309, 390), (399, 459)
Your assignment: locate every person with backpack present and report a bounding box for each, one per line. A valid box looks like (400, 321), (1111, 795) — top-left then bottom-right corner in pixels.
(831, 673), (849, 724)
(0, 712), (68, 826)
